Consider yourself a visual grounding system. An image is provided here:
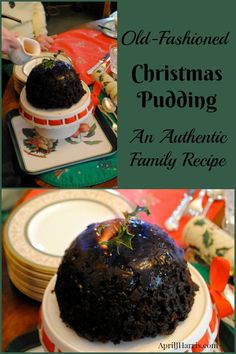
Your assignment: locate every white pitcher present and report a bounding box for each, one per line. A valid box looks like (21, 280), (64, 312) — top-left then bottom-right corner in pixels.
(8, 37), (41, 65)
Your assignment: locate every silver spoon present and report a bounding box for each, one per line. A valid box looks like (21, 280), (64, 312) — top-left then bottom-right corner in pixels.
(202, 189), (225, 217)
(102, 97), (118, 120)
(98, 105), (117, 136)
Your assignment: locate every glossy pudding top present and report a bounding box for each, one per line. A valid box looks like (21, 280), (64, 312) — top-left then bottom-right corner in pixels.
(55, 217), (198, 344)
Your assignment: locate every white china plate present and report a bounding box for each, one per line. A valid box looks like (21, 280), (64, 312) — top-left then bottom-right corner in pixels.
(25, 346), (44, 352)
(4, 190), (133, 271)
(13, 52), (72, 83)
(100, 19), (117, 39)
(41, 265), (213, 352)
(27, 199), (123, 257)
(22, 57), (48, 76)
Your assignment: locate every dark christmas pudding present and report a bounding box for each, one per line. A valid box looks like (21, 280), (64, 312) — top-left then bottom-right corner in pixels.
(55, 207), (198, 344)
(26, 57), (86, 109)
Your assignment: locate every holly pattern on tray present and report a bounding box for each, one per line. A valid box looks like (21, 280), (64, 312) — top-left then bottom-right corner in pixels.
(65, 123), (102, 145)
(23, 128), (58, 158)
(22, 123), (102, 158)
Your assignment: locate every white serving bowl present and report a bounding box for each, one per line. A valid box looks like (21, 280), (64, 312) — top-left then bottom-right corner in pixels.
(19, 82), (93, 139)
(39, 264), (219, 352)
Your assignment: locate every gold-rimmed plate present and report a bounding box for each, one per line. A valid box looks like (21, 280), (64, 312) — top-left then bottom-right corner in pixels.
(3, 240), (55, 276)
(8, 266), (45, 295)
(13, 52), (72, 84)
(7, 261), (50, 288)
(4, 248), (53, 280)
(4, 190), (133, 273)
(8, 268), (44, 302)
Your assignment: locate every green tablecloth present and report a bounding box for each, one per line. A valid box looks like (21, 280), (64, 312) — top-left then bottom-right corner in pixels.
(38, 154), (117, 187)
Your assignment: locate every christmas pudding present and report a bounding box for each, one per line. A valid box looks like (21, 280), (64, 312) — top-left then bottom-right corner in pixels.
(55, 207), (199, 344)
(26, 59), (86, 109)
(19, 54), (93, 139)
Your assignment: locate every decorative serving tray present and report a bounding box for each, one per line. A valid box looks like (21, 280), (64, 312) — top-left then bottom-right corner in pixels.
(7, 108), (117, 175)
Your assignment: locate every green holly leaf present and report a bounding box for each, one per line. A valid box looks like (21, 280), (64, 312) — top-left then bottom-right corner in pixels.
(216, 247), (232, 257)
(85, 130), (95, 138)
(42, 58), (55, 69)
(125, 206), (151, 218)
(84, 140), (102, 145)
(41, 50), (65, 69)
(22, 128), (37, 138)
(85, 124), (96, 138)
(65, 137), (79, 144)
(100, 229), (135, 251)
(98, 206), (150, 253)
(118, 231), (135, 249)
(194, 219), (206, 226)
(203, 230), (213, 248)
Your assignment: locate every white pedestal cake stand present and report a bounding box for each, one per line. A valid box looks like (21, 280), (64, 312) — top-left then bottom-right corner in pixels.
(19, 82), (93, 140)
(39, 264), (218, 352)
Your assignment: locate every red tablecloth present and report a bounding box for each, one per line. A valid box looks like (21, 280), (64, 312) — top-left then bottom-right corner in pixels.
(50, 29), (116, 85)
(21, 189), (225, 246)
(119, 190), (224, 245)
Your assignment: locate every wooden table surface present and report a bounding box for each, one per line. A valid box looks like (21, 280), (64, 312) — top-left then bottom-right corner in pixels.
(2, 18), (117, 189)
(2, 249), (40, 351)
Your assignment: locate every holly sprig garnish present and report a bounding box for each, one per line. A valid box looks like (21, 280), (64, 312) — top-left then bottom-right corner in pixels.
(98, 206), (150, 253)
(41, 50), (64, 70)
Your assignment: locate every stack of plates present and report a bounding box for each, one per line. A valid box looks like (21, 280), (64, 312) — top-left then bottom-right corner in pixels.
(13, 67), (25, 94)
(3, 190), (133, 301)
(13, 52), (72, 95)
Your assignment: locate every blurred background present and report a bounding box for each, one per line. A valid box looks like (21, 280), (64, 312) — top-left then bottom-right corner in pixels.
(44, 2), (117, 34)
